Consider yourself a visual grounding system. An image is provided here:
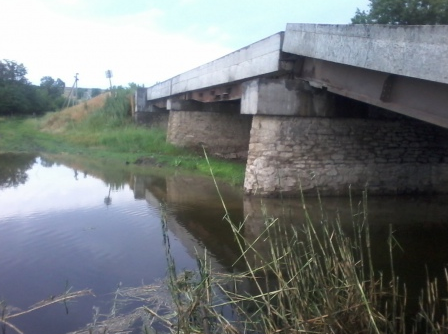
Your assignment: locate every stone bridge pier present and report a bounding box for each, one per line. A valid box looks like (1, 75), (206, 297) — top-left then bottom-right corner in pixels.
(244, 114), (448, 196)
(240, 78), (448, 196)
(166, 100), (252, 160)
(142, 76), (448, 196)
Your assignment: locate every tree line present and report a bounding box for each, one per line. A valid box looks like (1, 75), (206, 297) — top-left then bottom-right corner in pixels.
(0, 59), (102, 116)
(0, 59), (67, 115)
(352, 0), (448, 24)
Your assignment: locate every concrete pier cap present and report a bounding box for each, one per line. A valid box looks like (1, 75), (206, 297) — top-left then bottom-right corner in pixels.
(241, 78), (335, 117)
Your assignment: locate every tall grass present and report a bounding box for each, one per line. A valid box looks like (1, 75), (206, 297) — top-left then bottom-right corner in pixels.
(39, 89), (183, 156)
(219, 194), (393, 333)
(79, 88), (131, 130)
(140, 158), (448, 334)
(152, 210), (216, 334)
(151, 200), (447, 334)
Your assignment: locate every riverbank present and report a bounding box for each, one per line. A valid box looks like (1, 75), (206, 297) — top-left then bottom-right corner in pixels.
(0, 92), (245, 186)
(3, 91), (447, 334)
(2, 115), (448, 333)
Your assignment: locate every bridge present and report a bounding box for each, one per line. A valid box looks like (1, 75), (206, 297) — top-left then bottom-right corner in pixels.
(135, 23), (448, 196)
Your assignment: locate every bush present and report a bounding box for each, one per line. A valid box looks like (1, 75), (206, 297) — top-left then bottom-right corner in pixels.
(82, 88), (132, 130)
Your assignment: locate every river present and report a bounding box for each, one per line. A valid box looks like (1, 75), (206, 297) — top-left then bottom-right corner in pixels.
(0, 153), (447, 333)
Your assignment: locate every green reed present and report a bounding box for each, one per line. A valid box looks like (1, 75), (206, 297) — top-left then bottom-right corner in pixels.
(141, 152), (448, 334)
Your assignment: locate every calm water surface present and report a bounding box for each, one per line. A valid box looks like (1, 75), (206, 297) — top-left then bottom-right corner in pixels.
(0, 153), (242, 333)
(1, 153), (448, 333)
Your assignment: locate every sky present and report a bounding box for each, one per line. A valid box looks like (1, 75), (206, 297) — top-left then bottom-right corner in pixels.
(0, 0), (370, 89)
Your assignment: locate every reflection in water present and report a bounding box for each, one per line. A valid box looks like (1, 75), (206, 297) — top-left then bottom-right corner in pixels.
(133, 174), (244, 270)
(0, 153), (36, 189)
(243, 195), (448, 311)
(0, 154), (244, 333)
(104, 185), (112, 207)
(0, 153), (448, 333)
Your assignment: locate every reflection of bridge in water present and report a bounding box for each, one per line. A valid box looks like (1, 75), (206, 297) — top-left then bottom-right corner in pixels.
(128, 172), (448, 296)
(130, 173), (245, 270)
(39, 155), (448, 284)
(42, 154), (448, 324)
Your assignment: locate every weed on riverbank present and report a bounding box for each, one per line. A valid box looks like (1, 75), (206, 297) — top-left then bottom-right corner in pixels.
(139, 191), (448, 334)
(69, 186), (448, 334)
(133, 154), (448, 334)
(3, 190), (447, 334)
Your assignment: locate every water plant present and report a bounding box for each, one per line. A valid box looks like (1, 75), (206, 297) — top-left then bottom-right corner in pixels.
(137, 154), (448, 334)
(44, 185), (447, 334)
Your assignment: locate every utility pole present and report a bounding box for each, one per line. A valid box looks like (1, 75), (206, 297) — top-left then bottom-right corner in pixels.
(105, 70), (113, 96)
(64, 73), (79, 108)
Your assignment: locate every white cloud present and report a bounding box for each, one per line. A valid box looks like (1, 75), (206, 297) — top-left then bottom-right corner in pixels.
(0, 0), (231, 88)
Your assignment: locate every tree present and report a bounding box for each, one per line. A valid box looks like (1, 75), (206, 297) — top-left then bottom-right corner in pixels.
(40, 76), (65, 99)
(91, 88), (103, 98)
(0, 60), (67, 115)
(351, 0), (448, 24)
(0, 60), (34, 115)
(38, 76), (66, 110)
(0, 60), (28, 85)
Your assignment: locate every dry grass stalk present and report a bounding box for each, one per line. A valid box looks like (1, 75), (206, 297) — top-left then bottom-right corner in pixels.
(5, 289), (93, 320)
(96, 187), (447, 334)
(71, 194), (448, 334)
(0, 289), (93, 334)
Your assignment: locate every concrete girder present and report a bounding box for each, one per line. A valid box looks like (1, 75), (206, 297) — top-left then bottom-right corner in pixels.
(187, 84), (242, 102)
(169, 99), (204, 112)
(169, 98), (240, 113)
(297, 57), (448, 128)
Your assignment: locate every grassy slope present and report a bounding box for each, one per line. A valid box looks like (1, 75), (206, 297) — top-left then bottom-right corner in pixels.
(0, 94), (246, 185)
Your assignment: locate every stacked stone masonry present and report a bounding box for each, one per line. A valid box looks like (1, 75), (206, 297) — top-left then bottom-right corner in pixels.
(167, 110), (253, 159)
(134, 111), (169, 130)
(244, 116), (448, 196)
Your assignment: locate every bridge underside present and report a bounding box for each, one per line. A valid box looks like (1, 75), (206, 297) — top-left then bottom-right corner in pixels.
(139, 56), (448, 129)
(137, 74), (448, 196)
(138, 94), (448, 196)
(295, 57), (448, 129)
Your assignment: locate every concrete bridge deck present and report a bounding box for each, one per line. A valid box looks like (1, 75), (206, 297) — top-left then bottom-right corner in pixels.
(140, 23), (448, 128)
(136, 23), (448, 197)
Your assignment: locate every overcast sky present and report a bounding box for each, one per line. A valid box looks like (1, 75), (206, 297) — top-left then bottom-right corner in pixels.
(1, 0), (370, 89)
